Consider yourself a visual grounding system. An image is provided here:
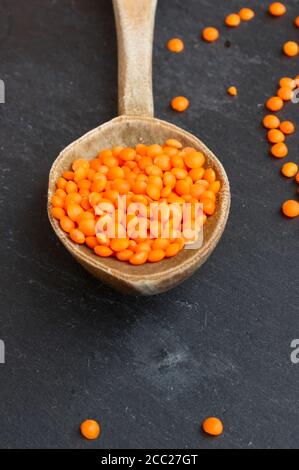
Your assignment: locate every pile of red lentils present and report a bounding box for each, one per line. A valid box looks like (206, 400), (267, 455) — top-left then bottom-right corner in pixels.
(167, 2), (299, 219)
(51, 140), (221, 264)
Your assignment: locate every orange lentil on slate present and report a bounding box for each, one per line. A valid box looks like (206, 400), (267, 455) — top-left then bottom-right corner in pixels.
(281, 200), (299, 218)
(202, 27), (219, 42)
(263, 114), (280, 129)
(279, 77), (295, 88)
(51, 140), (221, 264)
(225, 13), (241, 27)
(281, 162), (298, 178)
(80, 420), (101, 440)
(269, 2), (286, 16)
(283, 41), (299, 57)
(202, 417), (223, 436)
(239, 8), (255, 21)
(167, 38), (184, 53)
(171, 96), (190, 112)
(227, 86), (237, 96)
(279, 120), (295, 134)
(267, 129), (285, 143)
(295, 16), (299, 28)
(266, 96), (284, 111)
(271, 142), (288, 158)
(277, 86), (293, 101)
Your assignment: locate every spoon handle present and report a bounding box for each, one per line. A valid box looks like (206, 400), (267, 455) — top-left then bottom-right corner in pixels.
(113, 0), (157, 117)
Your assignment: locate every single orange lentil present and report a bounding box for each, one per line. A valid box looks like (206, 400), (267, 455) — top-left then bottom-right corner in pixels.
(171, 167), (188, 180)
(147, 144), (163, 157)
(60, 216), (75, 233)
(163, 172), (176, 188)
(189, 167), (205, 182)
(202, 27), (219, 42)
(148, 249), (166, 263)
(294, 16), (299, 28)
(283, 41), (299, 57)
(65, 192), (81, 207)
(281, 200), (299, 218)
(51, 207), (65, 220)
(170, 155), (185, 169)
(112, 178), (130, 194)
(269, 2), (286, 16)
(152, 238), (170, 251)
(165, 139), (183, 149)
(78, 218), (96, 236)
(204, 168), (216, 184)
(62, 170), (75, 181)
(65, 181), (78, 194)
(296, 172), (299, 184)
(94, 245), (113, 257)
(167, 38), (184, 53)
(227, 86), (237, 96)
(225, 13), (241, 27)
(171, 96), (190, 112)
(70, 228), (85, 245)
(263, 114), (280, 129)
(119, 147), (136, 161)
(239, 8), (255, 21)
(279, 77), (295, 88)
(67, 203), (84, 222)
(154, 154), (171, 171)
(279, 121), (295, 135)
(271, 142), (288, 158)
(175, 179), (191, 196)
(51, 195), (64, 209)
(267, 129), (285, 143)
(55, 188), (66, 200)
(135, 242), (152, 254)
(116, 249), (134, 261)
(146, 184), (161, 201)
(266, 96), (284, 111)
(184, 151), (205, 169)
(129, 251), (148, 265)
(277, 86), (293, 101)
(85, 236), (99, 249)
(199, 190), (216, 202)
(202, 198), (216, 215)
(80, 420), (101, 440)
(202, 417), (223, 436)
(110, 238), (130, 252)
(56, 177), (67, 190)
(165, 242), (181, 257)
(210, 180), (221, 193)
(190, 181), (209, 199)
(281, 162), (298, 178)
(72, 159), (89, 171)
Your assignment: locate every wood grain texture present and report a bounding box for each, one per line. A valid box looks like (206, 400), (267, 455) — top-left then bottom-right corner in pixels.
(113, 0), (157, 116)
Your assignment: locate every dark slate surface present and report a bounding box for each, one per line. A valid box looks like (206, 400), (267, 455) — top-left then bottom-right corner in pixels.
(0, 0), (298, 449)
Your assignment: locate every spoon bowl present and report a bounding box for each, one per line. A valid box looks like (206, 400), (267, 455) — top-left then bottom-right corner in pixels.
(48, 0), (230, 295)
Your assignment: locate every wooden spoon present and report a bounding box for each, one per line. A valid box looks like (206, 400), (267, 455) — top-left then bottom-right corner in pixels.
(48, 0), (230, 295)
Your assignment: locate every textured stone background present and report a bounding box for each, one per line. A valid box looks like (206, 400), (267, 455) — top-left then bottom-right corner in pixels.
(0, 0), (298, 449)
